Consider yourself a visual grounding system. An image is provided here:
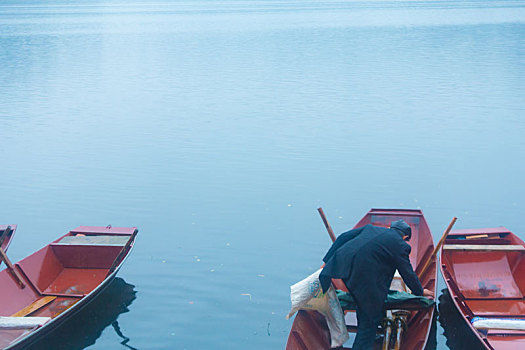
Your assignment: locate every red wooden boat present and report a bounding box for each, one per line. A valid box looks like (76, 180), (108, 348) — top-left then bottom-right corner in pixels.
(440, 227), (525, 350)
(286, 208), (437, 350)
(0, 226), (137, 350)
(0, 225), (17, 253)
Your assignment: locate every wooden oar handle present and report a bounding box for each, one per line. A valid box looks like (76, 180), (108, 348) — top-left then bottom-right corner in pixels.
(318, 207), (336, 243)
(0, 243), (26, 289)
(418, 217), (457, 279)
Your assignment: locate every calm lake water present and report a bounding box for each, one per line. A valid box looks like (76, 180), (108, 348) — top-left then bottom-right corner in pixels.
(1, 0), (525, 349)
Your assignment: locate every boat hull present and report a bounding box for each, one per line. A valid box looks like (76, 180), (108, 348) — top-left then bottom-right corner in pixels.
(286, 208), (437, 350)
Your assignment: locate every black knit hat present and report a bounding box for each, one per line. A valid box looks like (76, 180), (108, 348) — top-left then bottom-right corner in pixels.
(391, 219), (412, 241)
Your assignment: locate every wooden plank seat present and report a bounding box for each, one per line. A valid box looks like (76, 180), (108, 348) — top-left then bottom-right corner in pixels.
(10, 296), (56, 317)
(0, 316), (50, 329)
(443, 245), (525, 251)
(54, 235), (130, 246)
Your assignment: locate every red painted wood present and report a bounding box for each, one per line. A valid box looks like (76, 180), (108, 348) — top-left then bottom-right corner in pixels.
(0, 226), (137, 350)
(69, 226), (136, 235)
(449, 227), (511, 235)
(440, 227), (525, 350)
(287, 310), (331, 350)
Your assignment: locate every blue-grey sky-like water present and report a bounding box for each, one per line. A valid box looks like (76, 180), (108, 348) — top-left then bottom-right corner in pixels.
(1, 0), (525, 349)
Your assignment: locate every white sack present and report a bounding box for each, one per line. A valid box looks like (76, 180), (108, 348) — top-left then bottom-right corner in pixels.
(0, 316), (50, 329)
(287, 268), (349, 348)
(472, 317), (525, 331)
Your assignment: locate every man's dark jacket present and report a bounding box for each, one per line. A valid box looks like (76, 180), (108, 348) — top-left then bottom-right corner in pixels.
(319, 224), (424, 310)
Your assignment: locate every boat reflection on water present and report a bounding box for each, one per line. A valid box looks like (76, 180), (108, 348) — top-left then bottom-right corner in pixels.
(27, 277), (137, 350)
(438, 289), (485, 350)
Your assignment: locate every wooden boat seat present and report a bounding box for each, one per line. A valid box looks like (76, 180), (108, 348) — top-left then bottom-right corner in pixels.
(54, 235), (129, 246)
(443, 244), (525, 251)
(10, 296), (57, 317)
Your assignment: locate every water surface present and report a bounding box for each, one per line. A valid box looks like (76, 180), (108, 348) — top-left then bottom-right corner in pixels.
(1, 0), (524, 349)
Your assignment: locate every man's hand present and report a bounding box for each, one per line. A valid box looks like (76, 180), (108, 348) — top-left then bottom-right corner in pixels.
(423, 289), (434, 298)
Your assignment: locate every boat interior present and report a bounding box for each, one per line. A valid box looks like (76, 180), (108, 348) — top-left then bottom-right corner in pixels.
(288, 209), (437, 350)
(442, 228), (525, 347)
(0, 226), (135, 349)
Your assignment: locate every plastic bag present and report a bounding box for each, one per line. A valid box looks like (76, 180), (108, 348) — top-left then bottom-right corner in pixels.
(287, 268), (349, 348)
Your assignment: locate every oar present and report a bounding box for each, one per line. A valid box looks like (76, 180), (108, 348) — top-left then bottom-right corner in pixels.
(318, 207), (336, 243)
(0, 226), (10, 269)
(0, 225), (10, 249)
(418, 217), (457, 279)
(0, 227), (26, 289)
